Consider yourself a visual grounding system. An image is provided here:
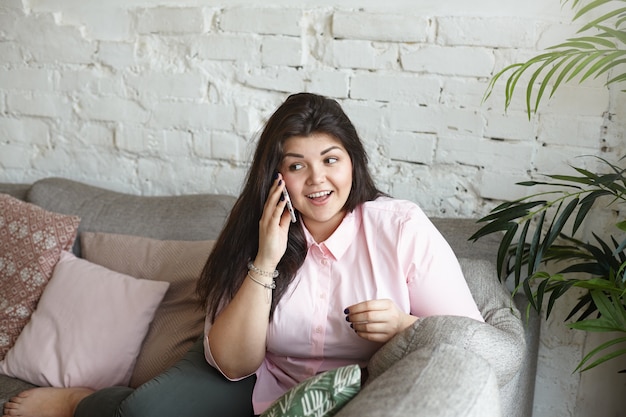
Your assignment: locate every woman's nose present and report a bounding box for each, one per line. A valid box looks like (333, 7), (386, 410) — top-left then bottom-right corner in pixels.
(306, 165), (326, 185)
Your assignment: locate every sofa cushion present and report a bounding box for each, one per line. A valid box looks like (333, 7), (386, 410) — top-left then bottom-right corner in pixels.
(0, 193), (80, 360)
(81, 232), (215, 387)
(0, 251), (169, 390)
(261, 364), (361, 417)
(367, 258), (525, 387)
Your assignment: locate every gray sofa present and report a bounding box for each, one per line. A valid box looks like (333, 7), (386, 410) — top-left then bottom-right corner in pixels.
(0, 177), (539, 416)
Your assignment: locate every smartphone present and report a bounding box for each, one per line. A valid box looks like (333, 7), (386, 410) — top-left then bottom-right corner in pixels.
(282, 187), (297, 223)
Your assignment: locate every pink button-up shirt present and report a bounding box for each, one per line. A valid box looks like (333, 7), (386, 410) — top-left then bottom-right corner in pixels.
(204, 197), (484, 414)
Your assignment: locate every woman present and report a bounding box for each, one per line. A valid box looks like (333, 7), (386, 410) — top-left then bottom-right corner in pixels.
(198, 92), (483, 414)
(3, 93), (482, 417)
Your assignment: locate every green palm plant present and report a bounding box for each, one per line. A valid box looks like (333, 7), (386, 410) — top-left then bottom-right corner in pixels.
(470, 157), (626, 371)
(483, 0), (626, 115)
(475, 0), (626, 372)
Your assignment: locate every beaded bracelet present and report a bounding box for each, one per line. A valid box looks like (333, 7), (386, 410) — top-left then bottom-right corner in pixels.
(247, 272), (276, 290)
(247, 261), (279, 278)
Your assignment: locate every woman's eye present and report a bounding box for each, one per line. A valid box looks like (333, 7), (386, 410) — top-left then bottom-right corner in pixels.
(289, 163), (303, 171)
(325, 157), (338, 164)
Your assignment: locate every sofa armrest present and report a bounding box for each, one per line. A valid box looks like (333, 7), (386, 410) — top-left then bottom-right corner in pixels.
(368, 257), (526, 388)
(337, 343), (500, 417)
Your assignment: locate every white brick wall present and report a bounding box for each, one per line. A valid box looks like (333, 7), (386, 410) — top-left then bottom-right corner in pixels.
(0, 1), (624, 415)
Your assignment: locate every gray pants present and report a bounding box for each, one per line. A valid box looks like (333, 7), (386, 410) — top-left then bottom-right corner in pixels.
(75, 339), (255, 417)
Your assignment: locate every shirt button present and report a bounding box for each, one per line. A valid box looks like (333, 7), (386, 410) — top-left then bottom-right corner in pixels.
(321, 259), (328, 265)
(319, 293), (326, 299)
(315, 326), (323, 333)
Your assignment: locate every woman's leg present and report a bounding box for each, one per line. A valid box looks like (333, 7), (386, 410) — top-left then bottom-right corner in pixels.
(75, 338), (256, 417)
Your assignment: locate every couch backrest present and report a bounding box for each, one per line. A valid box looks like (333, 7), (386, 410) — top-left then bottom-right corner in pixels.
(1, 177), (500, 264)
(25, 177), (236, 256)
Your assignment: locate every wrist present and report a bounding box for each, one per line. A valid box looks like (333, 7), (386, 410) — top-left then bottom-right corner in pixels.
(251, 257), (279, 276)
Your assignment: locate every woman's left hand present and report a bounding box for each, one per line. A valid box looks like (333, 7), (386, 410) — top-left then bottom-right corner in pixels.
(345, 299), (418, 343)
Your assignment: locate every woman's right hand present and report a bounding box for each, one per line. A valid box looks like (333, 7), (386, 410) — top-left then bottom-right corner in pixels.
(255, 173), (292, 270)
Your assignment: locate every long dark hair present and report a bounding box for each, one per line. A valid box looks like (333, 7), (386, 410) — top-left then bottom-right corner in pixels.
(197, 92), (384, 321)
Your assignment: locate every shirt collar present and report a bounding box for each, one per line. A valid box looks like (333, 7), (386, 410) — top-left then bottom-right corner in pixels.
(302, 206), (362, 260)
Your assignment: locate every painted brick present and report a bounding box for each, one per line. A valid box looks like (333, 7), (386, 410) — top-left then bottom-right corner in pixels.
(340, 100), (387, 140)
(331, 40), (398, 70)
(195, 34), (260, 61)
(163, 130), (194, 157)
(77, 95), (149, 123)
(0, 142), (32, 169)
(388, 104), (444, 134)
(484, 110), (536, 141)
(0, 69), (54, 91)
(533, 145), (601, 176)
(307, 70), (349, 99)
(115, 125), (162, 155)
(192, 131), (212, 158)
(0, 42), (22, 64)
(126, 72), (205, 100)
(7, 92), (73, 119)
(211, 131), (247, 161)
(220, 8), (301, 36)
(261, 36), (302, 67)
(350, 73), (441, 104)
(333, 12), (430, 42)
(16, 16), (96, 64)
(149, 102), (235, 131)
(137, 7), (205, 34)
(437, 135), (533, 173)
(0, 8), (21, 41)
(441, 78), (490, 109)
(96, 41), (136, 70)
(388, 132), (436, 164)
(242, 67), (306, 94)
(59, 70), (125, 96)
(478, 169), (531, 201)
(401, 46), (494, 77)
(438, 17), (537, 48)
(32, 145), (74, 172)
(541, 84), (609, 117)
(0, 117), (48, 145)
(57, 7), (132, 41)
(72, 123), (114, 148)
(536, 21), (580, 50)
(116, 127), (192, 158)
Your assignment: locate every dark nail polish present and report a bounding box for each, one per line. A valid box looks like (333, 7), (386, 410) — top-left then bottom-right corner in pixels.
(278, 179), (282, 185)
(345, 316), (350, 322)
(273, 172), (278, 180)
(280, 193), (285, 201)
(344, 308), (349, 314)
(350, 323), (353, 328)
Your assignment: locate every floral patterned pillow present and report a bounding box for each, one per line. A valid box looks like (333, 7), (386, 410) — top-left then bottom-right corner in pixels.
(261, 364), (361, 417)
(0, 194), (80, 360)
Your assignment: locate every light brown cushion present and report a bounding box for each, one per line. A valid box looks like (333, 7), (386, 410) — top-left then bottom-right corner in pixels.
(0, 194), (80, 360)
(80, 232), (215, 387)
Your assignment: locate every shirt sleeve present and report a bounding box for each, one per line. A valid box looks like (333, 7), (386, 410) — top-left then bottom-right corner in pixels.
(202, 308), (256, 382)
(399, 205), (484, 322)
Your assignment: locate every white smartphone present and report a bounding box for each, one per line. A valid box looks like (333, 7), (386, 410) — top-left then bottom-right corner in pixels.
(282, 187), (297, 223)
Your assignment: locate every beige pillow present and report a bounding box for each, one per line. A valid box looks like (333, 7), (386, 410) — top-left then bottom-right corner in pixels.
(80, 232), (215, 387)
(0, 194), (80, 360)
